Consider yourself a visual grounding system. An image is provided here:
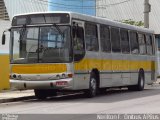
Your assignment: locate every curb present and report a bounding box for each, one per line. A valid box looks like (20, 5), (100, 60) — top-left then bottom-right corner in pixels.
(0, 96), (35, 103)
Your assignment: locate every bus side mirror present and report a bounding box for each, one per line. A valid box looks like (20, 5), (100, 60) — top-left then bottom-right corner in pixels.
(2, 34), (6, 45)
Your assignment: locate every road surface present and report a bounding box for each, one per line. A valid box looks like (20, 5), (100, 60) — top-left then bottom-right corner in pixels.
(0, 85), (160, 115)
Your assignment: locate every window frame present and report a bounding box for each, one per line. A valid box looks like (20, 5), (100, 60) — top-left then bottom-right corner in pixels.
(100, 24), (111, 53)
(120, 28), (130, 54)
(85, 22), (99, 52)
(130, 31), (139, 54)
(111, 27), (121, 53)
(138, 32), (147, 55)
(145, 34), (154, 55)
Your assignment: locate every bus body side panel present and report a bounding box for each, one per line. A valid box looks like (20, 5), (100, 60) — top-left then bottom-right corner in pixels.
(130, 55), (141, 85)
(130, 55), (156, 85)
(73, 51), (101, 90)
(0, 54), (10, 90)
(73, 57), (90, 90)
(121, 54), (131, 85)
(111, 53), (123, 87)
(100, 53), (112, 87)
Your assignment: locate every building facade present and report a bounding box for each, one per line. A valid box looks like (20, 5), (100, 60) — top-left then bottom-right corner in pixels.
(0, 0), (9, 20)
(48, 0), (96, 16)
(0, 0), (48, 53)
(96, 0), (160, 33)
(3, 0), (48, 20)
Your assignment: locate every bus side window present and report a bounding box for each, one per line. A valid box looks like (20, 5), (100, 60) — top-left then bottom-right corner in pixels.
(120, 29), (130, 53)
(85, 23), (99, 51)
(146, 34), (153, 55)
(100, 25), (111, 52)
(73, 27), (84, 51)
(72, 23), (85, 61)
(130, 31), (139, 54)
(111, 27), (121, 53)
(138, 33), (146, 55)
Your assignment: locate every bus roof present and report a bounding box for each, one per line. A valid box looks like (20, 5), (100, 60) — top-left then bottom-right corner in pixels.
(13, 11), (154, 34)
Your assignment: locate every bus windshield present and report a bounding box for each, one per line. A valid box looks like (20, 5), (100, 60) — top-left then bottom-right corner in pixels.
(11, 25), (72, 64)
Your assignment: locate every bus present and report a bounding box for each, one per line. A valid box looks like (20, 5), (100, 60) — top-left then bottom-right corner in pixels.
(155, 34), (160, 77)
(2, 12), (157, 99)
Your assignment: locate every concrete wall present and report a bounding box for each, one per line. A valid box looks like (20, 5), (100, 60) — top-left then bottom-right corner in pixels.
(0, 20), (11, 54)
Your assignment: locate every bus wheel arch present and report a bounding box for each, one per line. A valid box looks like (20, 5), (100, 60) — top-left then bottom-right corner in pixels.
(138, 68), (145, 91)
(84, 68), (100, 98)
(128, 68), (145, 91)
(91, 68), (100, 89)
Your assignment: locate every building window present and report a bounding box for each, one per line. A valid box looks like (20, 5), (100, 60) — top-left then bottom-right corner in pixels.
(85, 23), (99, 51)
(111, 27), (121, 53)
(100, 25), (111, 52)
(130, 31), (139, 54)
(120, 29), (130, 53)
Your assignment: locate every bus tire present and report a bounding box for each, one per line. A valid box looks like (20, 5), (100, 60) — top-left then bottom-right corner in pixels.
(46, 89), (57, 97)
(84, 73), (97, 98)
(136, 72), (145, 91)
(128, 72), (145, 91)
(34, 89), (47, 100)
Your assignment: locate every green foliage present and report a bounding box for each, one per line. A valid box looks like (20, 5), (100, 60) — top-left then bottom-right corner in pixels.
(120, 19), (144, 27)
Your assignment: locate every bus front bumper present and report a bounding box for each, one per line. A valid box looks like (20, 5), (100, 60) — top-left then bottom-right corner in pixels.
(10, 78), (73, 90)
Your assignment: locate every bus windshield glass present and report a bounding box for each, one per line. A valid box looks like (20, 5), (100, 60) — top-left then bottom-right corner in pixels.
(11, 26), (72, 64)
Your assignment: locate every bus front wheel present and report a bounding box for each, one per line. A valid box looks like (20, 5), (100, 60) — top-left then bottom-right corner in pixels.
(84, 73), (97, 98)
(34, 89), (47, 100)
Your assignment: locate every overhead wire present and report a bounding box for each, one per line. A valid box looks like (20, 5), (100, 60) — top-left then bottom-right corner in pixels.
(29, 0), (134, 9)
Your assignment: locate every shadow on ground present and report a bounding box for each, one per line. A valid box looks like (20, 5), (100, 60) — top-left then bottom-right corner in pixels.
(24, 86), (160, 103)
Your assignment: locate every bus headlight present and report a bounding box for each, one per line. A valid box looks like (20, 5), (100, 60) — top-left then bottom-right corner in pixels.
(62, 74), (66, 79)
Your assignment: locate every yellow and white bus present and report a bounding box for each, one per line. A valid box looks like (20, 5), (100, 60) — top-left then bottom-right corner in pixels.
(155, 34), (160, 77)
(2, 12), (156, 99)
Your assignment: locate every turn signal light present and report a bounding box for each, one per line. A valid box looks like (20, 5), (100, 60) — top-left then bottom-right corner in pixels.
(68, 74), (73, 78)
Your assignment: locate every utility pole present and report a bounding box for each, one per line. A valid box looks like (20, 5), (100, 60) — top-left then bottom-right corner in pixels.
(144, 0), (151, 28)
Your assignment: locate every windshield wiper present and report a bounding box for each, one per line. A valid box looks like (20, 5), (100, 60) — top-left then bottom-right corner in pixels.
(53, 23), (64, 38)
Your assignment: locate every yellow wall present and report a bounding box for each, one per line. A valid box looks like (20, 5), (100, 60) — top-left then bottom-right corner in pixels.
(0, 54), (10, 90)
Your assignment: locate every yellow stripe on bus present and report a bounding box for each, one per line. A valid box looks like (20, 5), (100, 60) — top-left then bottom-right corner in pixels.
(74, 59), (155, 71)
(12, 64), (67, 74)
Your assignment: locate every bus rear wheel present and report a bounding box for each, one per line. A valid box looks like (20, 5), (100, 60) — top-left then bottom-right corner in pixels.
(128, 72), (145, 91)
(84, 73), (97, 98)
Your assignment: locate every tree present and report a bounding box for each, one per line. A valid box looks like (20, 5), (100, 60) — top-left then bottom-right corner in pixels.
(120, 19), (144, 27)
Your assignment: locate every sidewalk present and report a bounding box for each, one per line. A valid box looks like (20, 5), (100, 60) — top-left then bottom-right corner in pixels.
(0, 79), (160, 104)
(153, 78), (160, 85)
(0, 90), (35, 103)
